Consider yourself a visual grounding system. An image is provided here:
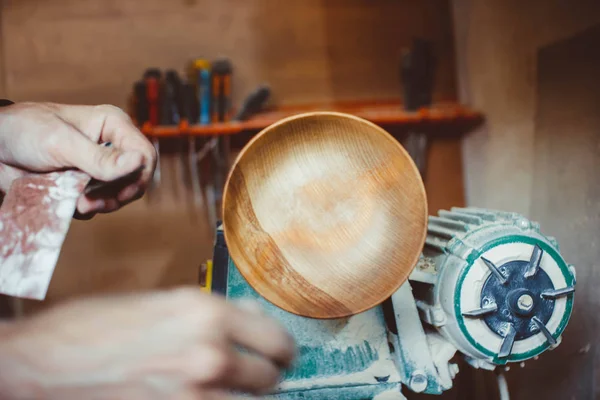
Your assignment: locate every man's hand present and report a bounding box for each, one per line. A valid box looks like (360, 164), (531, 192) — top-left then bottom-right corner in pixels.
(0, 102), (157, 217)
(0, 288), (296, 399)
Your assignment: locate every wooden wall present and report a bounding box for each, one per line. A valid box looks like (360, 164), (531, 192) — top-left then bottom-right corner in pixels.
(0, 0), (457, 107)
(450, 1), (600, 398)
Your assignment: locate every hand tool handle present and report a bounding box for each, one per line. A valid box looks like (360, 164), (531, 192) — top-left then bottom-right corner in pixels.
(401, 38), (436, 112)
(211, 59), (233, 123)
(233, 84), (271, 121)
(145, 77), (160, 126)
(133, 81), (149, 126)
(189, 59), (212, 125)
(180, 83), (197, 124)
(199, 68), (212, 125)
(160, 70), (182, 126)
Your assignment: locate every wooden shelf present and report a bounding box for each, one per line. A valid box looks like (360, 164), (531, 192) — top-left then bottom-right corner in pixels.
(140, 101), (483, 138)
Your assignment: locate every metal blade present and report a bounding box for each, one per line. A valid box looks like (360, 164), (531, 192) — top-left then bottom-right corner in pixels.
(152, 138), (161, 186)
(188, 137), (204, 208)
(532, 317), (557, 346)
(481, 257), (508, 285)
(541, 286), (575, 299)
(498, 323), (517, 358)
(462, 303), (498, 317)
(524, 245), (543, 278)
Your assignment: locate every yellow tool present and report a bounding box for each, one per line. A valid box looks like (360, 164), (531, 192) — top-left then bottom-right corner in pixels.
(200, 259), (213, 293)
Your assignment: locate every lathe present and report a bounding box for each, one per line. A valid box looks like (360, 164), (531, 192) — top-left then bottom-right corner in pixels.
(202, 207), (575, 399)
(195, 109), (576, 399)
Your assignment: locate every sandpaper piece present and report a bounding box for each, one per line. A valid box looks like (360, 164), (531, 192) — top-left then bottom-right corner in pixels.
(0, 171), (91, 300)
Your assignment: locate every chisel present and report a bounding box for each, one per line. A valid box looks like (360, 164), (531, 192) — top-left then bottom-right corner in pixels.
(188, 59), (215, 223)
(160, 70), (185, 201)
(180, 82), (204, 209)
(209, 58), (233, 206)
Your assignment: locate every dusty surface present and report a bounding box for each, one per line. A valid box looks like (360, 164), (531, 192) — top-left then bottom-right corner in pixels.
(0, 171), (90, 300)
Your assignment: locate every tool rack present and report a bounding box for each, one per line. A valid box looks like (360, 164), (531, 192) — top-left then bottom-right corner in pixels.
(138, 101), (482, 138)
(138, 100), (483, 226)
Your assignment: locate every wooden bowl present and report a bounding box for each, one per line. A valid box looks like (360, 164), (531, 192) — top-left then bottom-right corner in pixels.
(222, 112), (427, 319)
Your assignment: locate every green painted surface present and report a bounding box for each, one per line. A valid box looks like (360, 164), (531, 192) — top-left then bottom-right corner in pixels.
(289, 341), (377, 381)
(226, 258), (400, 394)
(453, 235), (575, 363)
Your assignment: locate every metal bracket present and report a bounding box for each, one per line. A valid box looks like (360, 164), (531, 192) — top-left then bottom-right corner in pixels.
(416, 301), (447, 327)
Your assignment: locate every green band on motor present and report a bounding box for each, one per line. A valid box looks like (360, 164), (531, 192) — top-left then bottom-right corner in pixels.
(453, 235), (574, 364)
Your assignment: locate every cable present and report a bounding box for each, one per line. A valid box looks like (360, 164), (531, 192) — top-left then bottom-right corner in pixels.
(497, 371), (511, 400)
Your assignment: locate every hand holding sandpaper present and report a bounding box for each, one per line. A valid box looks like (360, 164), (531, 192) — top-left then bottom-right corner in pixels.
(0, 102), (157, 215)
(0, 102), (157, 299)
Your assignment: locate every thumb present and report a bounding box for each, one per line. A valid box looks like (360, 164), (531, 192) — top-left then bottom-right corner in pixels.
(62, 133), (144, 181)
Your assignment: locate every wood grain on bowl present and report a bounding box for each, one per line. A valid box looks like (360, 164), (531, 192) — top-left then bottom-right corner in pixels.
(223, 112), (427, 319)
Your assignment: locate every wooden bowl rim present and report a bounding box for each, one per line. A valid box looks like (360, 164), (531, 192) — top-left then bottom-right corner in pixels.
(222, 111), (428, 318)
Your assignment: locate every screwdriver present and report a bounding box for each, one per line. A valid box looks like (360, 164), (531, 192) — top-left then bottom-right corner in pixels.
(143, 68), (162, 193)
(133, 80), (148, 127)
(160, 69), (182, 126)
(160, 70), (185, 201)
(209, 58), (233, 204)
(211, 58), (233, 123)
(180, 82), (204, 208)
(143, 68), (161, 126)
(188, 59), (212, 125)
(188, 59), (212, 216)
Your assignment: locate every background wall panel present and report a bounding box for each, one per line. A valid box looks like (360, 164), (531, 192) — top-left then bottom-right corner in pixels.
(1, 0), (456, 108)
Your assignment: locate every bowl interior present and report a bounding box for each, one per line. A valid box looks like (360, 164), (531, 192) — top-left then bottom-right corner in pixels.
(223, 112), (427, 319)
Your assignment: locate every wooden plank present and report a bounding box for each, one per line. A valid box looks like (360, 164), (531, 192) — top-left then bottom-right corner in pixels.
(1, 0), (456, 108)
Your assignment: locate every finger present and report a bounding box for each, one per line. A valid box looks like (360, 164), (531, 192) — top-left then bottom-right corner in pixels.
(75, 197), (105, 215)
(73, 209), (97, 220)
(56, 104), (157, 186)
(99, 113), (156, 185)
(225, 304), (296, 369)
(84, 183), (143, 214)
(116, 181), (144, 205)
(96, 198), (120, 214)
(59, 130), (144, 182)
(193, 345), (280, 396)
(225, 350), (281, 395)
